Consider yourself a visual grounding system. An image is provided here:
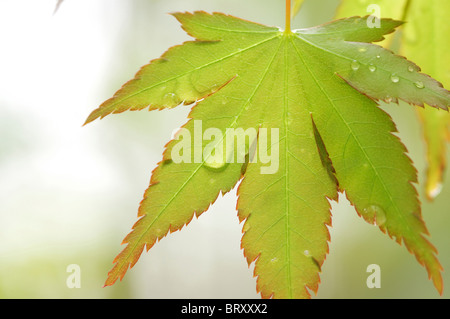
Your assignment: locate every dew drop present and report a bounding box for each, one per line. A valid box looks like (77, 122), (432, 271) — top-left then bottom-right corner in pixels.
(375, 210), (387, 226)
(358, 47), (368, 53)
(204, 146), (232, 172)
(163, 92), (178, 104)
(368, 64), (377, 72)
(351, 60), (360, 71)
(303, 250), (311, 257)
(408, 65), (416, 73)
(376, 55), (381, 59)
(204, 158), (227, 171)
(414, 81), (425, 89)
(390, 74), (400, 83)
(271, 257), (278, 263)
(362, 205), (387, 226)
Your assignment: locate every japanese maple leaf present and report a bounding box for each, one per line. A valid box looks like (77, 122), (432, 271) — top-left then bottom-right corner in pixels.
(85, 11), (450, 298)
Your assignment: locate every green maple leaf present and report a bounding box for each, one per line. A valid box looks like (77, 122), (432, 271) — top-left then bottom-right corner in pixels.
(337, 0), (450, 202)
(85, 11), (450, 298)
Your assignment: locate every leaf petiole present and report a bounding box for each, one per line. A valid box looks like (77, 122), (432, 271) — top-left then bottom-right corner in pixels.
(285, 0), (291, 34)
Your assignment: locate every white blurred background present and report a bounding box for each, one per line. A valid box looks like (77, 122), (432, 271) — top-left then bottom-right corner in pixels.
(0, 0), (448, 298)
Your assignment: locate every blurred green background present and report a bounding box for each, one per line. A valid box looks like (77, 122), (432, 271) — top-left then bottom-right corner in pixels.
(0, 0), (448, 299)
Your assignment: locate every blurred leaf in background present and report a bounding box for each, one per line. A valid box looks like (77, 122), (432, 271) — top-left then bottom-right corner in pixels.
(292, 0), (306, 18)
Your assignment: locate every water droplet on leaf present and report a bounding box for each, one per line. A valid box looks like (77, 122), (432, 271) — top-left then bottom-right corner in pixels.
(204, 145), (233, 172)
(369, 65), (377, 72)
(204, 158), (227, 171)
(363, 205), (387, 226)
(163, 92), (178, 104)
(390, 74), (400, 83)
(414, 81), (425, 89)
(351, 60), (360, 71)
(358, 47), (367, 53)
